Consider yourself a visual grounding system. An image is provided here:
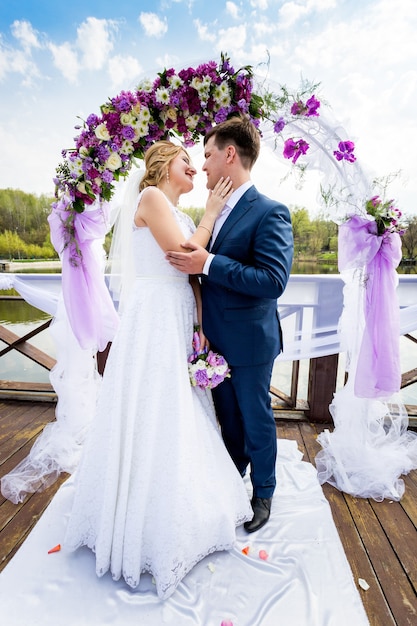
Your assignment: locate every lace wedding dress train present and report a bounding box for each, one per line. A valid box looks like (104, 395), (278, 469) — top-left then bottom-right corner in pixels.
(64, 196), (252, 599)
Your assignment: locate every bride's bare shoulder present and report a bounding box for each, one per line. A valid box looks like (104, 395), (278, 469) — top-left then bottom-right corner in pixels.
(134, 186), (170, 226)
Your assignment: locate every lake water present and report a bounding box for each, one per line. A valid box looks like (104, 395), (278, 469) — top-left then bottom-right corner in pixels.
(1, 265), (416, 406)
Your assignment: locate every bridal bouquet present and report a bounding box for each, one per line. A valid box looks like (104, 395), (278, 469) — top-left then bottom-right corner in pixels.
(188, 330), (230, 390)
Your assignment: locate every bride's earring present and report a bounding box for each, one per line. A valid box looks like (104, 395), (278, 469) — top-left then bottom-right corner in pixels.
(166, 170), (170, 184)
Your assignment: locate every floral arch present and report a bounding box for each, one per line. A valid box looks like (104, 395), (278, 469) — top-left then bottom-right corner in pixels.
(49, 52), (406, 393)
(3, 53), (415, 506)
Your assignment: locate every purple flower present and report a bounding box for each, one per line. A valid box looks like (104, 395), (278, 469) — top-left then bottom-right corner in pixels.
(273, 117), (286, 133)
(334, 140), (356, 162)
(306, 95), (320, 116)
(206, 351), (218, 367)
(291, 101), (303, 116)
(96, 144), (110, 162)
(86, 166), (100, 180)
(214, 108), (229, 123)
(81, 157), (93, 173)
(111, 91), (136, 112)
(237, 98), (249, 113)
(291, 95), (320, 117)
(121, 126), (135, 140)
(182, 135), (195, 148)
(283, 138), (309, 164)
(220, 58), (234, 74)
(210, 373), (224, 389)
(102, 170), (114, 183)
(86, 114), (99, 128)
(195, 369), (209, 388)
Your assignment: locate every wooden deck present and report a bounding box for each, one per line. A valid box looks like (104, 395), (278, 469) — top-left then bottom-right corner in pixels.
(0, 400), (416, 625)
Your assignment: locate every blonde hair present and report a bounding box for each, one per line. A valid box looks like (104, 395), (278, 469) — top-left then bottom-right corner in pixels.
(139, 141), (188, 190)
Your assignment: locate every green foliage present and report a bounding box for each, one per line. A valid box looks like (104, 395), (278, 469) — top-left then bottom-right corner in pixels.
(0, 188), (58, 259)
(401, 214), (417, 260)
(289, 206), (340, 258)
(0, 189), (413, 263)
(181, 206), (205, 226)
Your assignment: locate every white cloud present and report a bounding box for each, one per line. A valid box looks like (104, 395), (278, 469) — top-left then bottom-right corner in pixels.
(309, 0), (337, 10)
(263, 0), (417, 212)
(155, 53), (181, 70)
(48, 18), (117, 83)
(11, 20), (41, 52)
(291, 2), (417, 81)
(250, 0), (269, 9)
(278, 2), (309, 28)
(194, 18), (216, 42)
(108, 55), (143, 90)
(247, 43), (272, 64)
(0, 33), (40, 85)
(0, 21), (42, 85)
(279, 0), (336, 28)
(76, 17), (116, 71)
(139, 12), (168, 38)
(253, 20), (277, 37)
(49, 42), (80, 83)
(215, 25), (247, 55)
(0, 43), (9, 80)
(226, 2), (240, 19)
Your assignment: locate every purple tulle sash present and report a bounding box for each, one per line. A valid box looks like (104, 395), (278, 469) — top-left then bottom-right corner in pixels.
(338, 215), (402, 398)
(48, 199), (119, 352)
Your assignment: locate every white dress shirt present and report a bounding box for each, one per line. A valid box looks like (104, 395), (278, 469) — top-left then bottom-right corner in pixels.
(203, 181), (253, 275)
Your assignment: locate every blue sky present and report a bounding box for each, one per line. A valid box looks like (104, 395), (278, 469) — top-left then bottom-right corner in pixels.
(0, 0), (416, 215)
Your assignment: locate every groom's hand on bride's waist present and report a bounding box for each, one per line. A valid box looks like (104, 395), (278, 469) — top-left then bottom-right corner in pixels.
(166, 242), (209, 275)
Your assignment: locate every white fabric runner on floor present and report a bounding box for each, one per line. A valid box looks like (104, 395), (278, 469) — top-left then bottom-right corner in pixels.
(0, 440), (368, 626)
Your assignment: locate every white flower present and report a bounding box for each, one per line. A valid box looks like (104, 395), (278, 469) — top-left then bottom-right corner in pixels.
(166, 107), (177, 122)
(160, 107), (177, 125)
(137, 78), (153, 92)
(76, 181), (87, 194)
(219, 93), (231, 108)
(191, 76), (202, 91)
(185, 114), (200, 130)
(105, 152), (122, 171)
(121, 140), (135, 154)
(213, 81), (231, 103)
(138, 106), (151, 122)
(95, 123), (110, 141)
(68, 157), (83, 177)
(155, 87), (170, 104)
(191, 76), (211, 96)
(120, 112), (135, 126)
(168, 74), (183, 89)
(134, 120), (149, 138)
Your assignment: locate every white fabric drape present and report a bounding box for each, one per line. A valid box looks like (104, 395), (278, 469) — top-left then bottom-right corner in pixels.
(315, 269), (417, 501)
(0, 282), (102, 504)
(0, 440), (369, 626)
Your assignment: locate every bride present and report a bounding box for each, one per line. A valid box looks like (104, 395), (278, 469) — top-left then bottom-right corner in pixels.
(63, 140), (252, 600)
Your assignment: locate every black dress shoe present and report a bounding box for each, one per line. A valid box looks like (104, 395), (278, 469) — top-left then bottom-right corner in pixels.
(244, 497), (272, 533)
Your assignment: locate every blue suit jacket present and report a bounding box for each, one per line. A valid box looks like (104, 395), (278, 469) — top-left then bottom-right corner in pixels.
(201, 185), (293, 367)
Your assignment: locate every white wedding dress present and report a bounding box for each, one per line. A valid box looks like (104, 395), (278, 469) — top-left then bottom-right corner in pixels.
(64, 194), (252, 600)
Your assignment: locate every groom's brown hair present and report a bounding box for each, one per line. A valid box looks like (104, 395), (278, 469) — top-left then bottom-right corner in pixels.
(204, 115), (261, 169)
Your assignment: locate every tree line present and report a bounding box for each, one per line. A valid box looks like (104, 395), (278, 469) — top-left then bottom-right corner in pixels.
(0, 189), (56, 259)
(0, 188), (416, 262)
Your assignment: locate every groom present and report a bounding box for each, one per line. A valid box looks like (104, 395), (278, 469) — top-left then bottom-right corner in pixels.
(167, 116), (293, 532)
